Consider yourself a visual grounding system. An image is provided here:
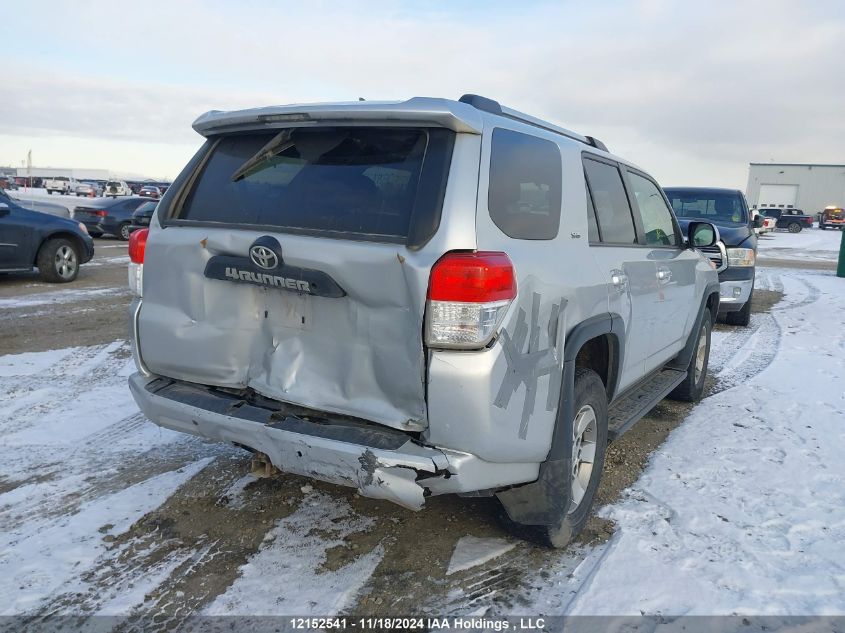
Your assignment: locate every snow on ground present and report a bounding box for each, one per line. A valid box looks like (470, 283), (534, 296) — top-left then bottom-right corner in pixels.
(757, 228), (842, 262)
(205, 490), (383, 615)
(447, 536), (516, 576)
(0, 341), (207, 614)
(527, 268), (845, 616)
(0, 340), (384, 617)
(3, 264), (845, 618)
(0, 286), (126, 310)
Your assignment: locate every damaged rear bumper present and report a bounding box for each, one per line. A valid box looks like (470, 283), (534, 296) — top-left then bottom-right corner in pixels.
(129, 373), (538, 510)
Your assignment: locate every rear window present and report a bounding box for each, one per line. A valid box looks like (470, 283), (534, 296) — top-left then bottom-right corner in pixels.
(136, 201), (157, 213)
(175, 127), (454, 244)
(487, 128), (562, 240)
(664, 189), (748, 225)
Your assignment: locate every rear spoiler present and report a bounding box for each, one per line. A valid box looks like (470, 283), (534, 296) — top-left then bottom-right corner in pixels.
(192, 97), (485, 137)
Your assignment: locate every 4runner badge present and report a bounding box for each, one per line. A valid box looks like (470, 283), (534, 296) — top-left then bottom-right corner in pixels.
(203, 236), (347, 298)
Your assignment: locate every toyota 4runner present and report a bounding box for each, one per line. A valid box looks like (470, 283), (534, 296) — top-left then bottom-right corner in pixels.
(127, 95), (720, 547)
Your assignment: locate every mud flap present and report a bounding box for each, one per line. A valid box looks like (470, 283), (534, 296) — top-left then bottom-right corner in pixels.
(496, 457), (572, 525)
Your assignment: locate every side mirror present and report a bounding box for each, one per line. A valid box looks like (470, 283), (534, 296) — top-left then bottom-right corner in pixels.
(687, 221), (720, 248)
(753, 215), (764, 228)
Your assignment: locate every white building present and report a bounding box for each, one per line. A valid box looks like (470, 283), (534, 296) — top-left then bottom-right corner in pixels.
(746, 163), (845, 212)
(12, 167), (111, 181)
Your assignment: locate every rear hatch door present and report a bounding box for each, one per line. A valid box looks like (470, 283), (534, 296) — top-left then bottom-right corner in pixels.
(138, 126), (455, 431)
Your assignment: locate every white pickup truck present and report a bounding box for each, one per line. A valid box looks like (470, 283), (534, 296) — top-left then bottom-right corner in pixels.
(45, 176), (78, 195)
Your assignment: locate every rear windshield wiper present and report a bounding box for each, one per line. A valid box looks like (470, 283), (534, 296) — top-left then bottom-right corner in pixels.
(231, 129), (295, 182)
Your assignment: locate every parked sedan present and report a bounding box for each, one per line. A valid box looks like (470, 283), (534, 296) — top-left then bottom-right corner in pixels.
(73, 196), (149, 240)
(130, 200), (156, 232)
(75, 181), (103, 197)
(138, 185), (162, 199)
(0, 189), (94, 282)
(8, 195), (70, 218)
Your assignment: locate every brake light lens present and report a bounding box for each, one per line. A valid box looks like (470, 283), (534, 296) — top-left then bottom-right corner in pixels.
(128, 228), (148, 296)
(426, 251), (516, 349)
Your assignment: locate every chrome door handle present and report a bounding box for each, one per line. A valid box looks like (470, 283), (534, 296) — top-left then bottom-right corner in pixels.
(657, 267), (672, 283)
(610, 269), (628, 291)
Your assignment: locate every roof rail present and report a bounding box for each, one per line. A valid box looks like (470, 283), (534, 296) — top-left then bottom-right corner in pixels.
(458, 94), (608, 152)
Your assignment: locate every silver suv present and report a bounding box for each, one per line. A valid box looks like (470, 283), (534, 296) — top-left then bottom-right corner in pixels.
(127, 95), (720, 547)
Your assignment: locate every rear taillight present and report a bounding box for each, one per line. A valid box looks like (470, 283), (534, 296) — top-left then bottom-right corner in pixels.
(425, 251), (516, 349)
(128, 228), (148, 296)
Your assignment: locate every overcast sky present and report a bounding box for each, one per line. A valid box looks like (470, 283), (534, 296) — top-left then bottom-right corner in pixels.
(1, 0), (843, 186)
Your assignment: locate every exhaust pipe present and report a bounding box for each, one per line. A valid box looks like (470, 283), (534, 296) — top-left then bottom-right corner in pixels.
(250, 451), (279, 478)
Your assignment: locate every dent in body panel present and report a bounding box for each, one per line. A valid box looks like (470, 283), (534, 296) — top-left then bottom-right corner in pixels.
(138, 226), (429, 432)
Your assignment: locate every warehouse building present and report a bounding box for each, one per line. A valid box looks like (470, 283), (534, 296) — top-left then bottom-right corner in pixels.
(12, 167), (111, 181)
(746, 163), (845, 213)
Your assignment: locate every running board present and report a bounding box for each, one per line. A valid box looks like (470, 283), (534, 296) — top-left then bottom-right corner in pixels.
(607, 368), (687, 442)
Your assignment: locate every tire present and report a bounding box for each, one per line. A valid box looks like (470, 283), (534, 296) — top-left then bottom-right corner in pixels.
(669, 309), (712, 402)
(118, 223), (132, 241)
(37, 238), (80, 283)
(47, 190), (53, 195)
(821, 225), (827, 230)
(788, 222), (802, 233)
(539, 368), (608, 548)
(725, 285), (753, 326)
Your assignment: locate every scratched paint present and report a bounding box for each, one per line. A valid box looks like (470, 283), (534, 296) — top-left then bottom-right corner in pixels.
(494, 293), (565, 439)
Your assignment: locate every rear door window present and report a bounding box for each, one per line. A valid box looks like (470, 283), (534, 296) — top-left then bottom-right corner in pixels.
(175, 127), (454, 244)
(583, 157), (637, 244)
(487, 128), (562, 240)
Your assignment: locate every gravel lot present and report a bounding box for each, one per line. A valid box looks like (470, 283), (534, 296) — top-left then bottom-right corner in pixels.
(0, 230), (840, 623)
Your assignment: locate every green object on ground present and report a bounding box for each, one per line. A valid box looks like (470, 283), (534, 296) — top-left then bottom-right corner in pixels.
(838, 227), (845, 278)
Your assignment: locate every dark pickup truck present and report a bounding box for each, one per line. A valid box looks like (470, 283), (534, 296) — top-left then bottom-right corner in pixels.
(757, 207), (814, 233)
(664, 187), (759, 326)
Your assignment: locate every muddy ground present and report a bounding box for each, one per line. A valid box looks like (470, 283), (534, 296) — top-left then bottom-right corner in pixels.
(0, 248), (806, 622)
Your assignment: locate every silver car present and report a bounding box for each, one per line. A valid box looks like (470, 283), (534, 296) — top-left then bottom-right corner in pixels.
(127, 95), (719, 547)
(75, 181), (103, 197)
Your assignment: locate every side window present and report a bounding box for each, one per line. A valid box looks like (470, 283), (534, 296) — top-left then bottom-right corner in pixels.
(488, 128), (562, 240)
(583, 157), (636, 244)
(627, 171), (679, 247)
(585, 185), (600, 242)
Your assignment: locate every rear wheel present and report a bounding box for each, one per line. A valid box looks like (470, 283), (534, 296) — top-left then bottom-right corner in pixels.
(118, 222), (132, 241)
(540, 368), (608, 548)
(37, 238), (80, 283)
(788, 222), (802, 233)
(670, 309), (712, 402)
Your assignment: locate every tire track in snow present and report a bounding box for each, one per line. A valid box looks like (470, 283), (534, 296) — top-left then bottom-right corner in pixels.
(29, 456), (332, 627)
(709, 273), (818, 394)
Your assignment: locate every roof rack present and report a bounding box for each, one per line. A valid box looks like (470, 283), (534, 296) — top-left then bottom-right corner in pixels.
(459, 94), (608, 152)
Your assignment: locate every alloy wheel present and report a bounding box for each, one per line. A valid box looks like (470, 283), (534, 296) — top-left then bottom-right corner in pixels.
(55, 245), (78, 280)
(569, 404), (598, 513)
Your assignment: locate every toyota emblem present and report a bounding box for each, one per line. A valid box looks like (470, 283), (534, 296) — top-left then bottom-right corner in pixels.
(250, 245), (279, 270)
